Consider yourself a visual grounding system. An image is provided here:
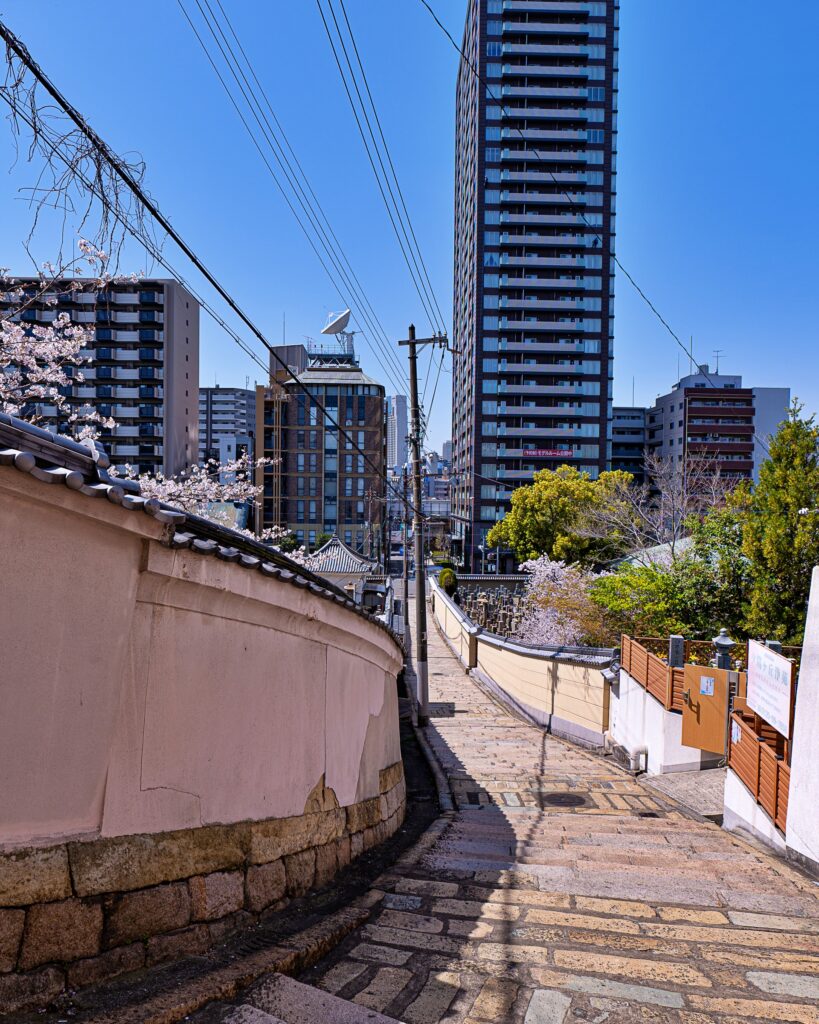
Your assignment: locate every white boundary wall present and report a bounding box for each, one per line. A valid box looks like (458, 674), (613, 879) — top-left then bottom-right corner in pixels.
(609, 669), (721, 775)
(429, 577), (612, 747)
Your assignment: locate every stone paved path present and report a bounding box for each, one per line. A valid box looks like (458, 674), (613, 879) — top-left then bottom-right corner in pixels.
(303, 590), (819, 1023)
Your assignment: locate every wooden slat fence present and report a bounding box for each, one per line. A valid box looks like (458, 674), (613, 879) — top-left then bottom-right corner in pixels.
(728, 711), (790, 833)
(621, 635), (679, 711)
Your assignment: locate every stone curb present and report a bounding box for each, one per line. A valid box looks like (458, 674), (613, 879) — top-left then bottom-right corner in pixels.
(411, 723), (455, 814)
(82, 906), (370, 1024)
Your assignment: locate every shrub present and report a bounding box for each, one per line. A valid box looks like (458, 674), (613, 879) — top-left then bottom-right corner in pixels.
(438, 568), (458, 596)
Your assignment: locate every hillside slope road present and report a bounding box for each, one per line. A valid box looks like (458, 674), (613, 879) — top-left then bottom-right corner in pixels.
(301, 590), (819, 1023)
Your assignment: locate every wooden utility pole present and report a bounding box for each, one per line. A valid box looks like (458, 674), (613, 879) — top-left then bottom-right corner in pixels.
(399, 324), (447, 726)
(402, 465), (410, 634)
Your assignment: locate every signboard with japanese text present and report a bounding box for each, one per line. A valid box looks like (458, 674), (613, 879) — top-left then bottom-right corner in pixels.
(747, 639), (793, 737)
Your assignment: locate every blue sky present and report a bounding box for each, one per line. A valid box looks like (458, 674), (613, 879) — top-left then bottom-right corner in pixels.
(1, 1), (817, 452)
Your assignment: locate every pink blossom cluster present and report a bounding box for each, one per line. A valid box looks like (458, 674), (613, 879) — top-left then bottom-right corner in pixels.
(516, 556), (601, 647)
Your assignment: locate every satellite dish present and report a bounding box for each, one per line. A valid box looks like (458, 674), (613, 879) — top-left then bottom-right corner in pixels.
(321, 309), (351, 335)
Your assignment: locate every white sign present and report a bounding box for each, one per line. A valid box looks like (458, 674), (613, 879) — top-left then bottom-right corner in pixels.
(747, 639), (793, 737)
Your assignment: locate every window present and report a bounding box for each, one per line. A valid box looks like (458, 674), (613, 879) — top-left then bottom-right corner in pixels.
(483, 293), (499, 308)
(486, 42), (501, 57)
(485, 147), (501, 163)
(587, 129), (605, 144)
(486, 20), (501, 35)
(486, 63), (501, 78)
(98, 366), (113, 379)
(484, 232), (500, 246)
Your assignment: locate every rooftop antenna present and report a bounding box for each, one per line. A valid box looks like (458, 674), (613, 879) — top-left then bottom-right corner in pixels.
(713, 349), (724, 374)
(317, 308), (356, 359)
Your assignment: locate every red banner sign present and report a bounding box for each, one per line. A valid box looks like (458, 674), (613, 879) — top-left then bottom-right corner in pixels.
(524, 449), (574, 457)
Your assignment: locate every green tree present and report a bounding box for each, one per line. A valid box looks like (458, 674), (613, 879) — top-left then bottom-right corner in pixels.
(589, 563), (686, 639)
(486, 466), (632, 565)
(743, 403), (819, 643)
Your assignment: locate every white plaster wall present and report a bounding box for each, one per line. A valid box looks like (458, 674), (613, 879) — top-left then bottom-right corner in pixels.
(786, 565), (819, 866)
(0, 468), (403, 846)
(724, 767), (787, 852)
(609, 670), (709, 774)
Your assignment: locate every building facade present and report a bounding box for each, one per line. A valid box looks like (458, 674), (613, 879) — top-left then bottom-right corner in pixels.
(385, 393), (408, 471)
(611, 405), (646, 483)
(646, 366), (790, 482)
(256, 342), (386, 555)
(0, 277), (199, 477)
(451, 0), (619, 569)
(198, 386), (255, 465)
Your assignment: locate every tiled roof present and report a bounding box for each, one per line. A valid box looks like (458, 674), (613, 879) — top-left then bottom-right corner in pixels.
(0, 412), (401, 648)
(306, 535), (376, 575)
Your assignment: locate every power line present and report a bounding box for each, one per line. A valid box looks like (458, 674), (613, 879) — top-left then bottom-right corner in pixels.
(178, 0), (408, 397)
(335, 0), (448, 335)
(209, 0), (406, 389)
(416, 0), (771, 456)
(315, 0), (443, 337)
(0, 19), (426, 518)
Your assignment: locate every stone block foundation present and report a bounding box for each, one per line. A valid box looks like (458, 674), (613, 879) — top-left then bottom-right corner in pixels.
(0, 765), (405, 1014)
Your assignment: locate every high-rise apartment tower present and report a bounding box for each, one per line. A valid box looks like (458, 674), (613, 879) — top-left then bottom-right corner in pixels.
(451, 0), (619, 569)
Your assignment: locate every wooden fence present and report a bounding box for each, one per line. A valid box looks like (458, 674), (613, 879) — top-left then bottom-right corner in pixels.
(620, 635), (685, 711)
(728, 711), (790, 832)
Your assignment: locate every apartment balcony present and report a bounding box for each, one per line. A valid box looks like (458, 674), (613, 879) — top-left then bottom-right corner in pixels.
(500, 296), (600, 310)
(502, 339), (600, 354)
(501, 126), (586, 142)
(112, 445), (140, 457)
(501, 147), (600, 163)
(112, 292), (139, 304)
(498, 317), (595, 332)
(499, 191), (599, 206)
(113, 406), (140, 419)
(500, 64), (597, 80)
(499, 254), (588, 268)
(498, 276), (596, 289)
(501, 85), (587, 99)
(496, 233), (601, 248)
(112, 425), (138, 437)
(501, 21), (592, 37)
(502, 1), (590, 13)
(502, 43), (591, 58)
(499, 382), (600, 396)
(500, 213), (595, 228)
(499, 107), (591, 122)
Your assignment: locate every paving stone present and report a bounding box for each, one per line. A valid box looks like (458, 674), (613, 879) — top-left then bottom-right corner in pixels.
(352, 966), (412, 1012)
(316, 960), (369, 995)
(377, 909), (444, 933)
(552, 949), (712, 988)
(746, 970), (819, 999)
(348, 943), (413, 966)
(529, 968), (684, 1008)
(470, 977), (519, 1020)
(403, 971), (460, 1023)
(383, 893), (423, 911)
(686, 995), (819, 1023)
(523, 989), (572, 1024)
(728, 911), (819, 933)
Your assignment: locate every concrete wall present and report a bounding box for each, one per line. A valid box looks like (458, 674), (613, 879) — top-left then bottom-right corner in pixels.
(0, 465), (405, 1009)
(785, 566), (819, 873)
(723, 767), (787, 853)
(430, 577), (611, 747)
(608, 669), (720, 774)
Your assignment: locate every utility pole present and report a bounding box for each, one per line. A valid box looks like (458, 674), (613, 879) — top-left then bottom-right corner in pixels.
(402, 465), (410, 635)
(399, 324), (447, 726)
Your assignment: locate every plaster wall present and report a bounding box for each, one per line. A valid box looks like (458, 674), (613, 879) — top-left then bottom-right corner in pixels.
(0, 468), (403, 847)
(430, 578), (609, 745)
(723, 767), (787, 853)
(786, 566), (819, 869)
(609, 669), (715, 774)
